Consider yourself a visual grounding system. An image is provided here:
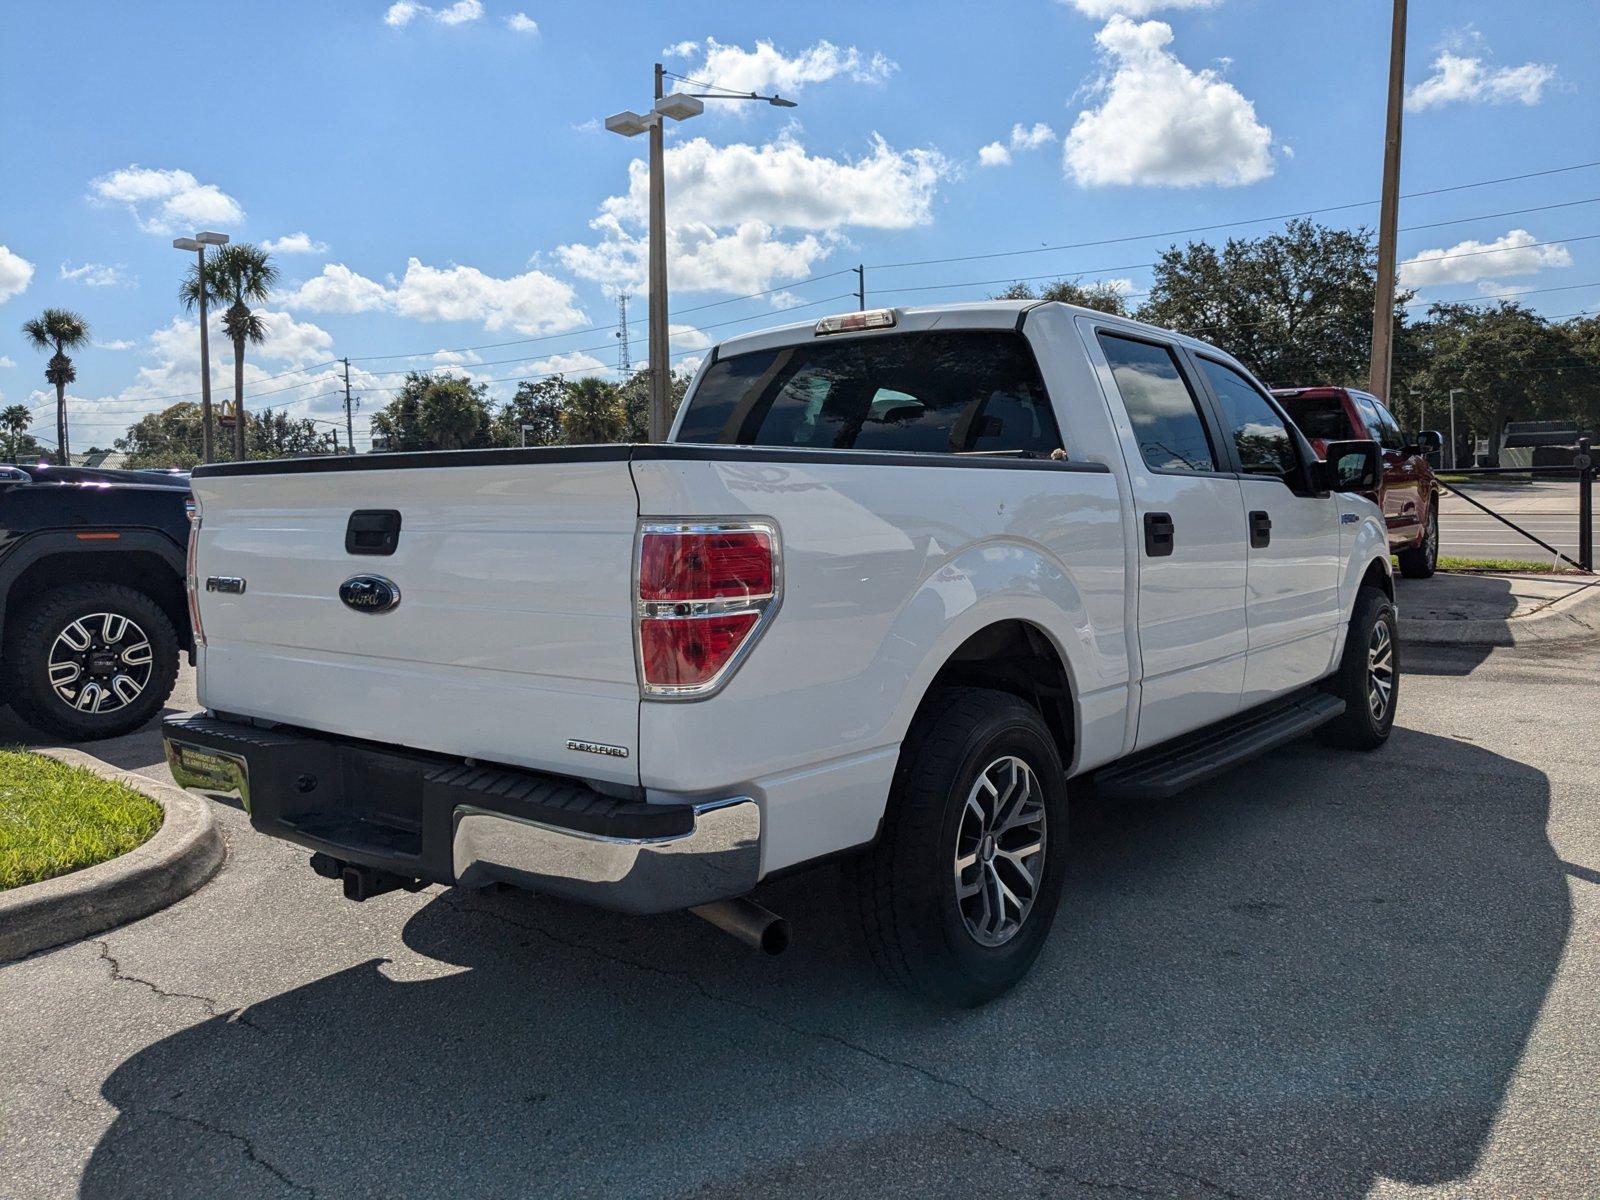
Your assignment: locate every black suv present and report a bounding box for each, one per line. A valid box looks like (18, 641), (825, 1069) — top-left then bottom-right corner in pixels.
(0, 463), (192, 741)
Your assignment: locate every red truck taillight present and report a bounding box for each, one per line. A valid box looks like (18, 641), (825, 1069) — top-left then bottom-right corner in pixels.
(635, 522), (780, 697)
(184, 495), (205, 648)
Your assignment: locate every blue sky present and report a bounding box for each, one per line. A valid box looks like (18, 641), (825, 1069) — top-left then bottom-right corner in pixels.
(2, 0), (1597, 451)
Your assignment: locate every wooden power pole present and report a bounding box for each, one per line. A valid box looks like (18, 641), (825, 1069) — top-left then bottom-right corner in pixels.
(1367, 0), (1408, 402)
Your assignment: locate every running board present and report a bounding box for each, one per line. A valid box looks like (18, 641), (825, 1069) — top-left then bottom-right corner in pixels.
(1094, 690), (1346, 801)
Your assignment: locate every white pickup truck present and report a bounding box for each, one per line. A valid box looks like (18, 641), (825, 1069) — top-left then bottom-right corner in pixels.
(164, 300), (1397, 1005)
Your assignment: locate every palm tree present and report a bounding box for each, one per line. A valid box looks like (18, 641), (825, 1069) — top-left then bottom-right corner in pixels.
(1, 403), (34, 461)
(561, 377), (624, 444)
(20, 308), (90, 465)
(182, 244), (278, 460)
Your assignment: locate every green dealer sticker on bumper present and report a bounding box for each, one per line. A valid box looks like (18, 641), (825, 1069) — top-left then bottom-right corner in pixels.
(165, 741), (251, 812)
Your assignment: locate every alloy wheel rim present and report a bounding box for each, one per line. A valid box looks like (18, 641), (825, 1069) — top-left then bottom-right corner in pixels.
(47, 613), (153, 715)
(954, 755), (1047, 947)
(1426, 511), (1438, 567)
(1367, 620), (1394, 723)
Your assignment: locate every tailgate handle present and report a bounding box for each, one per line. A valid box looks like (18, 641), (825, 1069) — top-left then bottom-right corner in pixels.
(345, 509), (402, 556)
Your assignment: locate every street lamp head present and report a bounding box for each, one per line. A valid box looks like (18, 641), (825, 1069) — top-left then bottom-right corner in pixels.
(196, 231), (230, 246)
(605, 110), (653, 137)
(172, 237), (202, 252)
(768, 95), (797, 108)
(653, 92), (705, 121)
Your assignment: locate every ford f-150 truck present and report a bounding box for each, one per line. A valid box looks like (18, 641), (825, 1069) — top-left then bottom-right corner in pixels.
(164, 301), (1396, 1005)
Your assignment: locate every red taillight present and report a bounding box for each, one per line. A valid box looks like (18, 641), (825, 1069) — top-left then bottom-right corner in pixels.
(636, 523), (778, 697)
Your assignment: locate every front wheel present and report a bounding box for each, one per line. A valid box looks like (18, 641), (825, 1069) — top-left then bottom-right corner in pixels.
(1398, 505), (1438, 578)
(847, 688), (1069, 1007)
(3, 583), (180, 742)
(1321, 586), (1399, 750)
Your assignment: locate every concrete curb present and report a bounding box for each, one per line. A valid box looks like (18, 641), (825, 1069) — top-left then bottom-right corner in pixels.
(1401, 577), (1600, 647)
(0, 750), (224, 963)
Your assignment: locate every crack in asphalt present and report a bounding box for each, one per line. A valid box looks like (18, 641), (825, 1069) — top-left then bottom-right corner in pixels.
(95, 940), (265, 1032)
(149, 1107), (318, 1197)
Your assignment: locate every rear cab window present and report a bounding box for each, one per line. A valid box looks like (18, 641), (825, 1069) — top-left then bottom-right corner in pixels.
(675, 330), (1064, 456)
(1278, 394), (1354, 442)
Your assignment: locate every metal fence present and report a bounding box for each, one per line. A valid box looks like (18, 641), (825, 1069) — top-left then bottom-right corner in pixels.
(1436, 435), (1594, 573)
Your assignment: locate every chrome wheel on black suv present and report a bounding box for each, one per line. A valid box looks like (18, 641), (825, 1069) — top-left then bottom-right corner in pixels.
(4, 583), (179, 742)
(849, 687), (1069, 1007)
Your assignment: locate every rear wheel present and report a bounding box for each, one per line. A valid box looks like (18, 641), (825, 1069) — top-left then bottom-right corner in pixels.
(4, 583), (179, 742)
(847, 688), (1069, 1007)
(1398, 505), (1438, 578)
(1322, 586), (1398, 750)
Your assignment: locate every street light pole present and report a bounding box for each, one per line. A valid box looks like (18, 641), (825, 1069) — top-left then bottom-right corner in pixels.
(173, 231), (229, 463)
(1449, 387), (1465, 470)
(606, 72), (796, 442)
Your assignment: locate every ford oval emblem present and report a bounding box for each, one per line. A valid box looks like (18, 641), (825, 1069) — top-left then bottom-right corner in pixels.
(339, 574), (401, 614)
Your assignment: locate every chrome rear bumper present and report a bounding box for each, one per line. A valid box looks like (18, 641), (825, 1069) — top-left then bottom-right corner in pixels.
(451, 796), (760, 915)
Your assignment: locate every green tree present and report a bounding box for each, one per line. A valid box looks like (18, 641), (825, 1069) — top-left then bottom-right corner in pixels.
(1137, 219), (1410, 389)
(0, 403), (46, 462)
(992, 278), (1133, 317)
(561, 376), (624, 444)
(370, 372), (494, 451)
(115, 402), (206, 469)
(616, 369), (692, 441)
(1404, 302), (1585, 464)
(493, 376), (567, 447)
(20, 307), (90, 465)
(182, 244), (279, 461)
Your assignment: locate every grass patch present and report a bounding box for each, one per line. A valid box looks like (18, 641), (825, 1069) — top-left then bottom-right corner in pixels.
(1437, 555), (1579, 574)
(0, 749), (163, 891)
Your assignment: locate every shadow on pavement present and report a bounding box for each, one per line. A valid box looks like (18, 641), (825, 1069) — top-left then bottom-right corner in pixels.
(81, 729), (1566, 1199)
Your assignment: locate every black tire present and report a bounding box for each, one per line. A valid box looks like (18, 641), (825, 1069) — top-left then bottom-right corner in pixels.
(1321, 586), (1399, 750)
(847, 687), (1069, 1007)
(1397, 504), (1438, 579)
(3, 583), (180, 742)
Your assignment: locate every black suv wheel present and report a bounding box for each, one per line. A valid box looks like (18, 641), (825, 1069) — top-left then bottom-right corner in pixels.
(1398, 505), (1439, 579)
(4, 583), (179, 742)
(848, 687), (1069, 1007)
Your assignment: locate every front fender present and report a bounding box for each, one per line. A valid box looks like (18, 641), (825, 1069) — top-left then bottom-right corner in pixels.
(1338, 495), (1393, 618)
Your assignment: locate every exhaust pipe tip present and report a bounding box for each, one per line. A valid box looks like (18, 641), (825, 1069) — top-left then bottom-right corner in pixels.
(690, 897), (791, 956)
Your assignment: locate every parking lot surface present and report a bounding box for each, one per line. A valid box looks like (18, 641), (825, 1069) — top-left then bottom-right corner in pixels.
(3, 640), (1598, 1199)
(1438, 480), (1585, 562)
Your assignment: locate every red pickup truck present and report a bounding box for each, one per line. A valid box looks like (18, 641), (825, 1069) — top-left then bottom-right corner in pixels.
(1274, 387), (1444, 579)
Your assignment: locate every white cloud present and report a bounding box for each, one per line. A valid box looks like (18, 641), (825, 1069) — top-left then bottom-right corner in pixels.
(1064, 17), (1273, 188)
(1059, 0), (1221, 16)
(0, 355), (15, 367)
(505, 12), (538, 34)
(391, 259), (584, 335)
(0, 244), (35, 303)
(559, 131), (948, 294)
(1406, 51), (1557, 111)
(60, 261), (132, 287)
(385, 0), (483, 27)
(261, 232), (329, 255)
(666, 37), (895, 102)
(431, 348), (482, 367)
(94, 340), (136, 351)
(669, 324), (711, 351)
(279, 263), (393, 313)
(1010, 122), (1057, 150)
(524, 351), (609, 377)
(662, 40), (701, 58)
(88, 165), (245, 235)
(978, 142), (1012, 168)
(147, 309), (332, 368)
(1399, 229), (1571, 287)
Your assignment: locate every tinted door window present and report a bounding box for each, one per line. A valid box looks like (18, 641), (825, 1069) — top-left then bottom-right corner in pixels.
(1096, 333), (1217, 472)
(1352, 395), (1395, 447)
(1373, 401), (1404, 448)
(1198, 358), (1299, 478)
(676, 330), (1063, 455)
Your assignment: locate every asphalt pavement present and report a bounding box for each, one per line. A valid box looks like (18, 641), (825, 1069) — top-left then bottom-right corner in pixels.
(3, 641), (1599, 1199)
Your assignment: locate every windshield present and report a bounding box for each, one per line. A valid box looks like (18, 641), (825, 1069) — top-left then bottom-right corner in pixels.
(676, 330), (1064, 456)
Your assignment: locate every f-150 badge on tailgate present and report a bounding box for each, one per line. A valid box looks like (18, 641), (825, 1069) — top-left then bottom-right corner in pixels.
(339, 574), (401, 613)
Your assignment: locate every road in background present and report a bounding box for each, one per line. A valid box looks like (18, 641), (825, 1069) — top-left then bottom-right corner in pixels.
(1437, 479), (1583, 562)
(3, 643), (1599, 1199)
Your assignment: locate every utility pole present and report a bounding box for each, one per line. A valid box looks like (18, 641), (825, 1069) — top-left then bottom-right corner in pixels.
(647, 61), (671, 441)
(854, 265), (865, 311)
(616, 293), (632, 375)
(341, 357), (356, 454)
(1366, 0), (1407, 403)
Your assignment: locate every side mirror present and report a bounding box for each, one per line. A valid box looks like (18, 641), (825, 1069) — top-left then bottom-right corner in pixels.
(1314, 439), (1381, 493)
(1415, 430), (1444, 453)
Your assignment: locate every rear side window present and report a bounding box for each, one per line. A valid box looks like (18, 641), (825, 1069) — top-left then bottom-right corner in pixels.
(1352, 395), (1388, 445)
(1198, 358), (1299, 478)
(675, 330), (1063, 455)
(1279, 395), (1353, 442)
(1096, 333), (1217, 473)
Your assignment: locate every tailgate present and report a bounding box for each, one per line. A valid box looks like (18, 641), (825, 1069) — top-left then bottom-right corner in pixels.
(190, 454), (641, 785)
